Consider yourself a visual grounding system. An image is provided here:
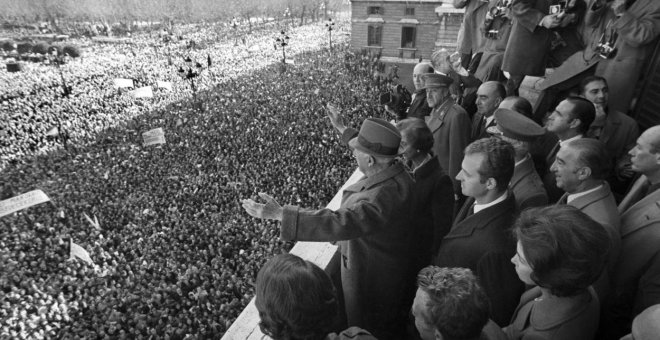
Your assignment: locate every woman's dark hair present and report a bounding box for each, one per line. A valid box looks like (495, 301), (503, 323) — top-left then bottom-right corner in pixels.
(396, 118), (434, 153)
(255, 254), (338, 340)
(513, 205), (610, 297)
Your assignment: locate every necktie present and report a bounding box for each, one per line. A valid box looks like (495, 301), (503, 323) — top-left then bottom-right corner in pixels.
(546, 142), (560, 166)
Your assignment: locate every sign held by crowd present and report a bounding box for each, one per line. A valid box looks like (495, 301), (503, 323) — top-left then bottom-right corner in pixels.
(142, 128), (166, 146)
(0, 190), (51, 218)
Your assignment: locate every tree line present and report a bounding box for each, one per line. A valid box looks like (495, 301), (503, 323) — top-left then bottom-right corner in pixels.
(0, 0), (347, 32)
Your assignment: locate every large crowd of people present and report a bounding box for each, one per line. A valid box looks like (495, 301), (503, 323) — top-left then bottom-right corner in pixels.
(0, 17), (394, 339)
(3, 0), (660, 339)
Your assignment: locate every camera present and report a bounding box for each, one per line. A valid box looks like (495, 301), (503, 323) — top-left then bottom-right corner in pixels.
(596, 42), (617, 59)
(549, 0), (567, 14)
(485, 29), (499, 39)
(379, 84), (412, 120)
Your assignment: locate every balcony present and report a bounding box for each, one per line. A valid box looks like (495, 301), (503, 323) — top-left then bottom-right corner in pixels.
(221, 169), (364, 340)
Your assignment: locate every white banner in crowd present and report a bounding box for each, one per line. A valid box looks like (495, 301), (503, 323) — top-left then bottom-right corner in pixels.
(70, 240), (94, 265)
(157, 81), (172, 91)
(113, 78), (134, 89)
(131, 86), (154, 98)
(143, 128), (166, 146)
(285, 59), (295, 65)
(0, 190), (51, 218)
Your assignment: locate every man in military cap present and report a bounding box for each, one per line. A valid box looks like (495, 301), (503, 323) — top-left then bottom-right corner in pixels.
(242, 109), (416, 340)
(423, 73), (471, 198)
(487, 108), (548, 210)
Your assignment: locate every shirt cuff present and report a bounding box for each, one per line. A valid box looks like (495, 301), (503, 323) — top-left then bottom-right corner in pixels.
(280, 205), (300, 241)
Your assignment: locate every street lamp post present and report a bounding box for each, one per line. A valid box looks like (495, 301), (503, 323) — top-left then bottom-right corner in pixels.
(44, 48), (71, 150)
(178, 56), (205, 111)
(325, 18), (335, 51)
(229, 17), (239, 46)
(274, 31), (290, 63)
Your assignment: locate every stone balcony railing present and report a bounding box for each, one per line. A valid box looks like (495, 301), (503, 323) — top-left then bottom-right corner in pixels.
(221, 169), (364, 340)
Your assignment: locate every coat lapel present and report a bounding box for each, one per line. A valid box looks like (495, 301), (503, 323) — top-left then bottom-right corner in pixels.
(567, 182), (611, 210)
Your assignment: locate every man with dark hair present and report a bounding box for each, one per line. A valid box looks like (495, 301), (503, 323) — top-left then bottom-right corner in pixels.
(541, 96), (596, 202)
(551, 138), (621, 300)
(412, 266), (506, 340)
(423, 73), (471, 200)
(580, 75), (640, 196)
(433, 137), (523, 326)
(408, 63), (435, 119)
(471, 81), (506, 141)
(602, 125), (660, 339)
(498, 96), (534, 120)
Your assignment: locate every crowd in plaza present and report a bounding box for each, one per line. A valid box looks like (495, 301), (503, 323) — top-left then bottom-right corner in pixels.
(0, 18), (390, 339)
(3, 0), (660, 338)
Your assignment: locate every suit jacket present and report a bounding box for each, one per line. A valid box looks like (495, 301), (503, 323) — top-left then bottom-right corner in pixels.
(407, 90), (433, 119)
(410, 155), (455, 266)
(505, 286), (600, 340)
(587, 110), (640, 162)
(558, 182), (621, 300)
(601, 175), (660, 339)
(426, 98), (472, 195)
(434, 194), (524, 326)
(455, 0), (490, 55)
(502, 0), (556, 76)
(541, 139), (566, 203)
(511, 155), (548, 211)
(281, 161), (415, 337)
(470, 112), (497, 142)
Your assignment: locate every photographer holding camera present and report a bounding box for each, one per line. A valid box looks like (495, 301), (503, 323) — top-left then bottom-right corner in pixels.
(535, 0), (660, 118)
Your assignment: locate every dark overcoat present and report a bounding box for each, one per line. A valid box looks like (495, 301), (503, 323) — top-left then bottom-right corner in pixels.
(433, 194), (524, 326)
(601, 176), (660, 338)
(502, 0), (555, 76)
(425, 98), (471, 195)
(510, 155), (548, 211)
(280, 161), (415, 338)
(455, 0), (490, 55)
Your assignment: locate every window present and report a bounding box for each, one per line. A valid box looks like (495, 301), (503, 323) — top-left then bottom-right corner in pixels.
(405, 7), (415, 15)
(401, 27), (416, 48)
(368, 6), (382, 15)
(368, 25), (382, 46)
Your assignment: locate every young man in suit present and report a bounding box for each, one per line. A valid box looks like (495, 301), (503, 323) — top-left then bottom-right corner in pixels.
(551, 138), (621, 300)
(433, 137), (524, 326)
(581, 76), (640, 197)
(601, 125), (660, 339)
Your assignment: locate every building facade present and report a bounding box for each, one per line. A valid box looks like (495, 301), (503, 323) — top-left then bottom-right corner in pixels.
(350, 0), (460, 60)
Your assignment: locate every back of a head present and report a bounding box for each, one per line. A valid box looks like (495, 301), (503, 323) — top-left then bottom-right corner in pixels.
(566, 138), (612, 180)
(481, 81), (506, 100)
(397, 118), (434, 153)
(255, 254), (338, 340)
(499, 96), (534, 120)
(564, 96), (596, 134)
(631, 304), (660, 340)
(465, 138), (515, 193)
(417, 266), (489, 340)
(513, 205), (610, 297)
